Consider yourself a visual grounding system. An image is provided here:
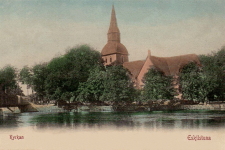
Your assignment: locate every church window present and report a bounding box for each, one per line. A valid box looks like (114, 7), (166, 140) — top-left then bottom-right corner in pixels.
(110, 57), (112, 62)
(105, 58), (107, 63)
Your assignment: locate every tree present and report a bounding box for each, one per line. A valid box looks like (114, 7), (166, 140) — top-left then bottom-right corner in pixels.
(198, 48), (225, 101)
(76, 65), (135, 103)
(0, 65), (23, 96)
(100, 65), (135, 102)
(76, 66), (105, 102)
(45, 45), (103, 102)
(19, 66), (32, 86)
(64, 45), (103, 82)
(180, 62), (218, 102)
(141, 68), (175, 100)
(0, 65), (18, 92)
(32, 63), (49, 100)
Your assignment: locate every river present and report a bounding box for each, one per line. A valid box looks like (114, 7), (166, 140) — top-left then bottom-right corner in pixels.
(1, 110), (225, 130)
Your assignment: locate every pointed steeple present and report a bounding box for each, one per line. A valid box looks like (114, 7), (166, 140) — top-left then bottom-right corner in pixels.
(107, 5), (120, 42)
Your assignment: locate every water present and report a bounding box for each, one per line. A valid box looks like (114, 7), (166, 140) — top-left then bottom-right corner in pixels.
(1, 110), (225, 130)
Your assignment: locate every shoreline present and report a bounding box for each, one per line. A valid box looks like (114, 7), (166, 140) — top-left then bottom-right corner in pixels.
(1, 103), (225, 114)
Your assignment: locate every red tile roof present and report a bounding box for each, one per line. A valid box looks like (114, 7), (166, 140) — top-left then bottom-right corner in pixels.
(150, 54), (201, 76)
(123, 60), (145, 78)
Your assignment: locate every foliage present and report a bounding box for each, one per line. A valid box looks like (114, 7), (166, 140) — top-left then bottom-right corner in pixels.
(32, 63), (49, 100)
(19, 45), (103, 102)
(0, 65), (18, 92)
(19, 66), (32, 85)
(64, 45), (103, 82)
(19, 64), (49, 100)
(76, 65), (135, 103)
(100, 65), (135, 102)
(141, 68), (175, 101)
(45, 45), (103, 102)
(0, 65), (23, 96)
(180, 62), (218, 102)
(76, 66), (105, 102)
(198, 48), (225, 101)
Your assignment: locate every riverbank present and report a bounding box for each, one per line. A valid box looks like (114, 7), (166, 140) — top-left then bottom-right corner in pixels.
(1, 101), (225, 114)
(1, 103), (64, 114)
(182, 103), (225, 110)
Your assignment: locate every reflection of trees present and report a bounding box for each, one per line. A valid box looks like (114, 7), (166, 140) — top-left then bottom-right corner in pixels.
(30, 111), (225, 130)
(0, 114), (19, 128)
(181, 119), (197, 128)
(32, 112), (141, 129)
(181, 118), (225, 129)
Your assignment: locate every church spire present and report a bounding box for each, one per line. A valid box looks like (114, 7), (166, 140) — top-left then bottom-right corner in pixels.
(107, 5), (120, 42)
(101, 5), (129, 65)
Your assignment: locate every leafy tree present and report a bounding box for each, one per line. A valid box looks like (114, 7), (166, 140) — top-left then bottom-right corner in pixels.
(64, 45), (103, 82)
(100, 65), (135, 102)
(76, 65), (135, 103)
(19, 64), (48, 101)
(180, 62), (218, 102)
(141, 68), (175, 100)
(0, 65), (18, 92)
(0, 65), (23, 96)
(198, 48), (225, 101)
(44, 56), (76, 101)
(31, 63), (49, 100)
(45, 45), (103, 102)
(19, 66), (32, 86)
(76, 66), (105, 102)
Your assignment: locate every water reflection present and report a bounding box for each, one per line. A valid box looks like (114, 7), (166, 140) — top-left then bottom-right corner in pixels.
(1, 111), (225, 130)
(0, 114), (20, 128)
(30, 111), (225, 130)
(31, 112), (140, 129)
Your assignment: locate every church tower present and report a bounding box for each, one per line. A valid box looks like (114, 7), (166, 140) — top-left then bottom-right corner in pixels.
(101, 5), (129, 65)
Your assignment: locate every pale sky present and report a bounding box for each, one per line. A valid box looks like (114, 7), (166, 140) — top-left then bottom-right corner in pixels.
(1, 0), (225, 69)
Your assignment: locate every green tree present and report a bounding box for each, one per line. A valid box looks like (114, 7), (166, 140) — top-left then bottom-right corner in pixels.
(76, 66), (105, 102)
(76, 65), (135, 103)
(31, 63), (49, 100)
(19, 64), (48, 101)
(100, 65), (135, 102)
(19, 66), (32, 86)
(180, 62), (218, 102)
(198, 48), (225, 101)
(0, 65), (23, 96)
(142, 68), (175, 100)
(0, 65), (18, 92)
(45, 45), (103, 102)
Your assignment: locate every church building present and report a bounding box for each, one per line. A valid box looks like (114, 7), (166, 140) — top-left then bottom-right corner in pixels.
(101, 6), (201, 89)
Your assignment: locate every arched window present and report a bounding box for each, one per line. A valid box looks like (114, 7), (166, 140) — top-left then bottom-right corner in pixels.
(110, 57), (112, 62)
(105, 58), (107, 63)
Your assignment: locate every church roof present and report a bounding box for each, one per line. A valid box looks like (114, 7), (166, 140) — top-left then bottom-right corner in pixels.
(123, 60), (145, 78)
(101, 42), (128, 55)
(108, 5), (120, 34)
(150, 54), (201, 76)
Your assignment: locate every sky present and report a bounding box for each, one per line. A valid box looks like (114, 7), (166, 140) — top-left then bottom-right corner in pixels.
(1, 0), (225, 69)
